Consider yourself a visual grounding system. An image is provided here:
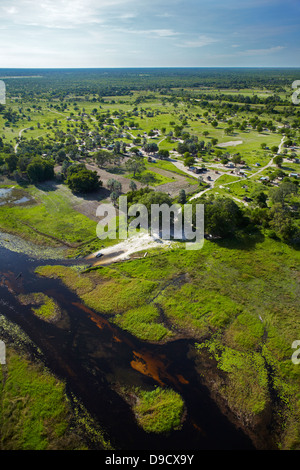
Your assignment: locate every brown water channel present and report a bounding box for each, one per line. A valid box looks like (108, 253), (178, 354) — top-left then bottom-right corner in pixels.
(0, 241), (255, 450)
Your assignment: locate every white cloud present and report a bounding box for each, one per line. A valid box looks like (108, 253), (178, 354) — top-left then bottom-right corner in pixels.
(118, 12), (138, 20)
(210, 45), (285, 60)
(0, 0), (137, 29)
(243, 45), (285, 55)
(177, 35), (218, 48)
(3, 6), (18, 15)
(116, 28), (180, 38)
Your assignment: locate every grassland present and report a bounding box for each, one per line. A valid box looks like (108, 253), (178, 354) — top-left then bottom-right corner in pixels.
(17, 292), (61, 323)
(117, 385), (185, 434)
(132, 387), (185, 434)
(0, 182), (100, 250)
(0, 347), (112, 450)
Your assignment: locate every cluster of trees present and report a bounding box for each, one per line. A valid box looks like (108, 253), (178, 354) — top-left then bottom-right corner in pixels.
(26, 158), (54, 183)
(177, 135), (206, 157)
(65, 163), (102, 193)
(197, 92), (288, 106)
(247, 181), (299, 243)
(0, 136), (55, 184)
(3, 68), (300, 103)
(193, 178), (300, 244)
(123, 176), (300, 247)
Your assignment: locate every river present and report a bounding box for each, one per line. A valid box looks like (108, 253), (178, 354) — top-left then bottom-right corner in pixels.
(0, 237), (255, 450)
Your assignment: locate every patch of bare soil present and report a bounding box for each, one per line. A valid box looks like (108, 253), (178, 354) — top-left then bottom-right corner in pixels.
(85, 162), (144, 193)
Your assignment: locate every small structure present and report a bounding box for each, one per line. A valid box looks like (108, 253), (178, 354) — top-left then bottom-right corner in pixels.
(189, 166), (201, 174)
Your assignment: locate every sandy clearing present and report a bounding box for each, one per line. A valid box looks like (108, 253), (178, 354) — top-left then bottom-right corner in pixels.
(216, 140), (243, 148)
(87, 232), (173, 265)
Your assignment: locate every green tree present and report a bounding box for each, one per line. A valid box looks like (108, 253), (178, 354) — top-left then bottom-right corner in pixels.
(273, 155), (283, 167)
(27, 158), (54, 183)
(232, 154), (242, 166)
(270, 181), (298, 205)
(203, 197), (245, 238)
(178, 189), (187, 204)
(5, 154), (18, 173)
(94, 149), (113, 167)
(140, 173), (157, 187)
(251, 190), (268, 208)
(269, 204), (295, 242)
(157, 149), (169, 160)
(125, 156), (146, 178)
(66, 166), (101, 193)
(144, 142), (159, 154)
(129, 180), (137, 192)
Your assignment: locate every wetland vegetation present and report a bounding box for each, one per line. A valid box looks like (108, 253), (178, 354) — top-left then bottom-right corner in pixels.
(1, 68), (300, 450)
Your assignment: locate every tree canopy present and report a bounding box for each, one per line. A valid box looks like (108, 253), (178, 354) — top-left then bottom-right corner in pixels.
(66, 164), (102, 193)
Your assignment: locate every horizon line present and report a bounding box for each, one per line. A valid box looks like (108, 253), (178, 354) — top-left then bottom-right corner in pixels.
(0, 66), (299, 70)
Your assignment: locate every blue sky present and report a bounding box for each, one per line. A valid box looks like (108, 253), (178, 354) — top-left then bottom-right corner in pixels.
(0, 0), (299, 67)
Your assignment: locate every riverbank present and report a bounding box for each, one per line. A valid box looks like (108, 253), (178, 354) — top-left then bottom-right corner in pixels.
(33, 232), (300, 449)
(1, 224), (300, 449)
(0, 235), (255, 450)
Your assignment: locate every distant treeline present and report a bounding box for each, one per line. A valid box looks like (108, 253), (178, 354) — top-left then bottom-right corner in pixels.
(190, 92), (289, 105)
(1, 67), (299, 100)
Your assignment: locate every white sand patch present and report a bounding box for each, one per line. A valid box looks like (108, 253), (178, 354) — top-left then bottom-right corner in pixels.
(88, 232), (173, 265)
(217, 140), (243, 148)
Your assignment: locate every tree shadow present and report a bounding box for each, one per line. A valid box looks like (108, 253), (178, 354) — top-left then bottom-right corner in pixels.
(71, 187), (111, 202)
(281, 164), (297, 172)
(34, 180), (60, 192)
(211, 227), (265, 251)
(105, 167), (127, 175)
(33, 179), (111, 202)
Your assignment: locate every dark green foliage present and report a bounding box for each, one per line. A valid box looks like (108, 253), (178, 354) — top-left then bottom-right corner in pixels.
(5, 154), (18, 173)
(178, 189), (187, 204)
(66, 164), (101, 193)
(203, 197), (246, 238)
(144, 142), (158, 154)
(125, 155), (146, 177)
(270, 181), (298, 205)
(27, 158), (54, 183)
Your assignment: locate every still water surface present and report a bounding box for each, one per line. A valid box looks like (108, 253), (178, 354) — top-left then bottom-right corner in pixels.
(0, 240), (254, 450)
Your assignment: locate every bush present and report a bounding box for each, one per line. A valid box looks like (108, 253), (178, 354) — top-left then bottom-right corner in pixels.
(27, 158), (54, 183)
(66, 164), (101, 193)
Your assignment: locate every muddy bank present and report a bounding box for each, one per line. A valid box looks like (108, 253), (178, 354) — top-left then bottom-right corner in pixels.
(0, 231), (67, 260)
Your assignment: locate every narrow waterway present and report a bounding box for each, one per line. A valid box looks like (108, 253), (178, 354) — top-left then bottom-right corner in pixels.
(0, 240), (255, 450)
